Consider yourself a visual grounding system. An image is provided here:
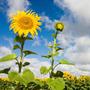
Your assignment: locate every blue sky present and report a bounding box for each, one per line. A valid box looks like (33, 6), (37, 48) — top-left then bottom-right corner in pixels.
(0, 0), (90, 76)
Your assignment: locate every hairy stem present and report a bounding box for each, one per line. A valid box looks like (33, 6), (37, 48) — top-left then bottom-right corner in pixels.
(50, 31), (58, 78)
(18, 37), (24, 73)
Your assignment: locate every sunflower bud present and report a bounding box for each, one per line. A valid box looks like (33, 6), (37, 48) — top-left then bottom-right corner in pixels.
(55, 22), (64, 32)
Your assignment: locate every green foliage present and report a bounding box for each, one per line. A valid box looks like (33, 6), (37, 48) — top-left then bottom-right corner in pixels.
(56, 47), (63, 51)
(14, 36), (33, 43)
(22, 69), (34, 85)
(0, 67), (10, 74)
(14, 36), (24, 43)
(0, 54), (16, 62)
(23, 50), (37, 57)
(8, 69), (35, 86)
(0, 79), (16, 90)
(25, 36), (33, 41)
(52, 71), (63, 78)
(40, 66), (50, 75)
(42, 55), (52, 59)
(8, 71), (23, 83)
(47, 78), (65, 90)
(59, 59), (72, 65)
(13, 44), (21, 50)
(23, 62), (30, 67)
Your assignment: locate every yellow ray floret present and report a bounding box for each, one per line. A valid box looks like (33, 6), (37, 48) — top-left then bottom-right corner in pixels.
(10, 11), (41, 37)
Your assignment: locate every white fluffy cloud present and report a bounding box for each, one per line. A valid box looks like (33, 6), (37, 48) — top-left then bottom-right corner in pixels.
(7, 0), (30, 17)
(55, 64), (90, 76)
(41, 15), (57, 30)
(0, 46), (12, 56)
(58, 34), (90, 64)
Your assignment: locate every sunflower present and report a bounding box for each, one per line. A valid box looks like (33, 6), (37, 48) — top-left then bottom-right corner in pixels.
(10, 11), (41, 37)
(55, 22), (64, 32)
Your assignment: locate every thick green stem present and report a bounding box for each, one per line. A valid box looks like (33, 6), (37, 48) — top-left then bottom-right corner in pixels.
(18, 37), (24, 73)
(50, 57), (54, 78)
(50, 31), (58, 78)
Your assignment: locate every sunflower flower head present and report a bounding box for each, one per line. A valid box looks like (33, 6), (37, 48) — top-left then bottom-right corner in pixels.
(55, 22), (64, 32)
(63, 72), (76, 81)
(10, 11), (41, 37)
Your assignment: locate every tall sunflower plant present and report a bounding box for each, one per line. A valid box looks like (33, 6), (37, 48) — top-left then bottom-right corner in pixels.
(0, 10), (41, 84)
(40, 22), (72, 78)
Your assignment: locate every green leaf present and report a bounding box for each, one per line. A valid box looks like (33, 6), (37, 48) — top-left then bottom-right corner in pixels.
(0, 67), (10, 74)
(42, 55), (52, 59)
(23, 62), (30, 67)
(0, 54), (17, 62)
(54, 71), (63, 78)
(13, 44), (21, 50)
(47, 78), (65, 90)
(53, 52), (59, 56)
(23, 50), (37, 57)
(48, 45), (53, 48)
(40, 66), (50, 75)
(8, 71), (24, 83)
(59, 59), (73, 65)
(56, 47), (63, 51)
(22, 69), (34, 85)
(55, 43), (60, 47)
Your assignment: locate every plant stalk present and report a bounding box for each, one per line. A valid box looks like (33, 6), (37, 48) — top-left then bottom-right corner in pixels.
(50, 31), (58, 78)
(19, 37), (24, 73)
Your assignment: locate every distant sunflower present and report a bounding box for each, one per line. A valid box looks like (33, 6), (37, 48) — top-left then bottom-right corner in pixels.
(10, 11), (41, 37)
(55, 22), (64, 32)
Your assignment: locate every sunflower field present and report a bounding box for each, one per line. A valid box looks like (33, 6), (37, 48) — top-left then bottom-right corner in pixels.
(0, 3), (90, 90)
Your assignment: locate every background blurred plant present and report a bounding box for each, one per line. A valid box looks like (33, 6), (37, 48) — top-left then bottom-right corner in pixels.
(40, 22), (71, 79)
(63, 72), (90, 90)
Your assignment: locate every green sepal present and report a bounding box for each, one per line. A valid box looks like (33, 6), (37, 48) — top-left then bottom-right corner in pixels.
(14, 36), (24, 43)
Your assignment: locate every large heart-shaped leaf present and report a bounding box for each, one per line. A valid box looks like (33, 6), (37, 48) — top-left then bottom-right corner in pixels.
(0, 54), (16, 62)
(22, 69), (35, 85)
(47, 78), (65, 90)
(40, 66), (50, 75)
(8, 71), (24, 83)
